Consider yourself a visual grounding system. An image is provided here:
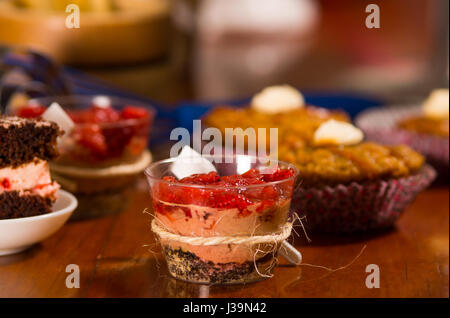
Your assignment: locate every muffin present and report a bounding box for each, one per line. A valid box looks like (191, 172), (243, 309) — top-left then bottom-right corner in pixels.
(398, 89), (449, 137)
(204, 85), (436, 233)
(356, 89), (449, 178)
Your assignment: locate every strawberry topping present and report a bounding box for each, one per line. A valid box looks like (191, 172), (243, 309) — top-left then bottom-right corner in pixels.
(17, 102), (151, 161)
(153, 168), (295, 218)
(17, 105), (46, 118)
(121, 106), (150, 120)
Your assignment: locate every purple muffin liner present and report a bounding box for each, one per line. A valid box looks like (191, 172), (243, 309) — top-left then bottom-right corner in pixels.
(291, 165), (436, 233)
(355, 106), (449, 176)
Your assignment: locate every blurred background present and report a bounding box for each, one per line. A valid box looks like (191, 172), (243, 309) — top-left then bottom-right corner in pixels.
(0, 0), (448, 106)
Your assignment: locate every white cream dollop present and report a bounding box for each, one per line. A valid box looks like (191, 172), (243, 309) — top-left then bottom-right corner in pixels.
(314, 119), (364, 146)
(170, 146), (217, 180)
(92, 95), (112, 109)
(251, 85), (305, 114)
(423, 89), (449, 120)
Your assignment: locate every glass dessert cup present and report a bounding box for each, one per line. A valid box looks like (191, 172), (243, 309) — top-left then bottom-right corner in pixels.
(145, 155), (298, 284)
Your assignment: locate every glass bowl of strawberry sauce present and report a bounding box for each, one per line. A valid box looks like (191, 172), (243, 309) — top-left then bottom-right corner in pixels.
(18, 95), (154, 169)
(145, 155), (299, 284)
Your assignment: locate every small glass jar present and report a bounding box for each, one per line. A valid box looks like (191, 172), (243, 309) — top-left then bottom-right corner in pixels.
(145, 155), (298, 284)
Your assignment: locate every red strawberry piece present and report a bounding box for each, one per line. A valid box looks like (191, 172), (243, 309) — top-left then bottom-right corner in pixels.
(221, 175), (250, 187)
(180, 171), (220, 185)
(181, 207), (192, 218)
(162, 176), (177, 182)
(91, 105), (121, 123)
(102, 125), (135, 157)
(261, 185), (279, 200)
(155, 178), (176, 201)
(72, 109), (96, 124)
(121, 106), (150, 120)
(1, 178), (11, 189)
(214, 192), (252, 211)
(73, 124), (108, 157)
(242, 168), (261, 179)
(121, 106), (152, 137)
(75, 105), (120, 124)
(68, 111), (83, 123)
(263, 167), (295, 182)
(18, 105), (46, 118)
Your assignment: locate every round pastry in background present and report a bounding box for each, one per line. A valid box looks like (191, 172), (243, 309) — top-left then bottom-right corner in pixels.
(355, 89), (449, 180)
(203, 86), (436, 233)
(0, 0), (171, 66)
(250, 85), (305, 114)
(398, 89), (449, 137)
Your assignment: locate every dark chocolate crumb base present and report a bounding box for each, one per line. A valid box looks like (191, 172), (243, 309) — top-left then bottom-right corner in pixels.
(0, 117), (61, 168)
(0, 191), (53, 219)
(163, 247), (276, 285)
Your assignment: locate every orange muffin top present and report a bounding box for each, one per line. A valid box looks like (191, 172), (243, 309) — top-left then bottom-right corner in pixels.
(204, 105), (350, 146)
(204, 103), (424, 188)
(398, 89), (449, 137)
(398, 116), (449, 137)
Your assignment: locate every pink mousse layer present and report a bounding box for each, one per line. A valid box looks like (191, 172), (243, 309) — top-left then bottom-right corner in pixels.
(0, 159), (59, 197)
(155, 198), (290, 264)
(155, 198), (290, 237)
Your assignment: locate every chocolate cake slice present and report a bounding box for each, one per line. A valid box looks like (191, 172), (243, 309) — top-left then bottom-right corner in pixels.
(0, 116), (61, 168)
(0, 116), (62, 219)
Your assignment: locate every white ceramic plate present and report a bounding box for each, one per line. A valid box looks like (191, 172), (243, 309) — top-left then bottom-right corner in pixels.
(0, 190), (78, 256)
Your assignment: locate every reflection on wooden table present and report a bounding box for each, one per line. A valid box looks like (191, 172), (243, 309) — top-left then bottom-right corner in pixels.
(0, 177), (447, 298)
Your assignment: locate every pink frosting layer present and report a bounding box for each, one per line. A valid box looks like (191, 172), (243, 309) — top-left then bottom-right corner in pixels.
(0, 159), (59, 197)
(31, 182), (60, 198)
(155, 199), (290, 237)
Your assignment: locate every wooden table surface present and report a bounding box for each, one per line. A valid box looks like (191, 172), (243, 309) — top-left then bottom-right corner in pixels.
(0, 176), (448, 298)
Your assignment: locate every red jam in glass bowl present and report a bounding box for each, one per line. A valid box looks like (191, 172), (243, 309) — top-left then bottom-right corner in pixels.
(17, 96), (155, 168)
